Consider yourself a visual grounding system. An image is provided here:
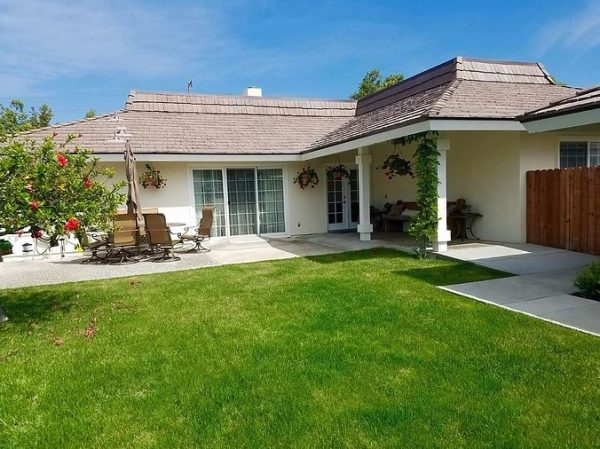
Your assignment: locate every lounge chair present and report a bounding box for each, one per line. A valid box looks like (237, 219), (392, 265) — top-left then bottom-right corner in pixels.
(177, 207), (214, 252)
(143, 213), (181, 262)
(106, 213), (140, 263)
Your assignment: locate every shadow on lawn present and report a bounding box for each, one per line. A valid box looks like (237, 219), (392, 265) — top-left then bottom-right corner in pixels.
(396, 264), (511, 287)
(0, 288), (81, 324)
(305, 248), (408, 264)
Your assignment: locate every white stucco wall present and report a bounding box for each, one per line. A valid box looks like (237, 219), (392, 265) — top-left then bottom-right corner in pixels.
(103, 160), (331, 237)
(444, 131), (523, 242)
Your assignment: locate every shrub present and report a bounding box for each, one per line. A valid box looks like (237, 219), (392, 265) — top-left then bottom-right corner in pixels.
(573, 261), (600, 300)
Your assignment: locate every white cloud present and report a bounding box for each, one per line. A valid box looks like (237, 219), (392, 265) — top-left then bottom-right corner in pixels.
(535, 2), (600, 55)
(0, 0), (231, 95)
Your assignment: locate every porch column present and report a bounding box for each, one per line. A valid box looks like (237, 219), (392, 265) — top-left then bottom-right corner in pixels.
(434, 138), (451, 252)
(355, 147), (373, 241)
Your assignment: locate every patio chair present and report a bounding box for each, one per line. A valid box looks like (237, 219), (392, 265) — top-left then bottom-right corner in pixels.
(143, 213), (181, 262)
(106, 213), (140, 263)
(177, 207), (214, 252)
(79, 231), (109, 264)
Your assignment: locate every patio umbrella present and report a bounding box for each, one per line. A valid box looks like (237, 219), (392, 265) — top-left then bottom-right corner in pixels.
(124, 141), (145, 234)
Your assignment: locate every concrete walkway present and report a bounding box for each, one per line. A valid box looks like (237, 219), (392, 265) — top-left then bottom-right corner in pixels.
(441, 242), (600, 337)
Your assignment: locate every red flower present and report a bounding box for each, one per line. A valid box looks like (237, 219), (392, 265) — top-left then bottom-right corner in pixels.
(31, 228), (43, 239)
(83, 178), (93, 189)
(29, 200), (40, 211)
(63, 217), (80, 232)
(56, 153), (68, 167)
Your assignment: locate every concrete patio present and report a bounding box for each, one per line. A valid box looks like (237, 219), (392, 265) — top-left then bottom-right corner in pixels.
(441, 242), (600, 337)
(0, 233), (408, 290)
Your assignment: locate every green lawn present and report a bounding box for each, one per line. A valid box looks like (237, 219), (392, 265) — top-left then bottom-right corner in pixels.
(1, 249), (599, 449)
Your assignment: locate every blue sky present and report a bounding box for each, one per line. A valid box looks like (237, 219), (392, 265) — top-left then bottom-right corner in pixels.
(1, 0), (599, 123)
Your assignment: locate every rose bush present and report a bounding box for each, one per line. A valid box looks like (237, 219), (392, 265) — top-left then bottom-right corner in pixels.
(0, 134), (126, 238)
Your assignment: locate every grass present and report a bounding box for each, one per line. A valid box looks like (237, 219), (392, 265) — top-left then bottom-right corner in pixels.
(0, 248), (599, 449)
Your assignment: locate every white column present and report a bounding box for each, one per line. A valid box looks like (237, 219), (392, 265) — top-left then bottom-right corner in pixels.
(355, 147), (373, 241)
(434, 138), (451, 252)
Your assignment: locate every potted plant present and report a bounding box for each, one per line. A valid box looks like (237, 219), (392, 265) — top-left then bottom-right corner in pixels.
(377, 153), (413, 179)
(0, 240), (12, 256)
(326, 163), (351, 180)
(140, 163), (167, 189)
(293, 167), (319, 189)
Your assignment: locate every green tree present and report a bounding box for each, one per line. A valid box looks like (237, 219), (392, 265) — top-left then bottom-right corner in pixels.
(85, 109), (96, 118)
(0, 134), (125, 236)
(351, 69), (405, 100)
(0, 100), (53, 140)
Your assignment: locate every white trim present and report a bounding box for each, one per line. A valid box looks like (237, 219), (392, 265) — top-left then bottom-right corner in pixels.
(99, 153), (302, 162)
(98, 119), (527, 163)
(429, 119), (525, 132)
(303, 121), (431, 160)
(222, 168), (231, 237)
(522, 108), (600, 134)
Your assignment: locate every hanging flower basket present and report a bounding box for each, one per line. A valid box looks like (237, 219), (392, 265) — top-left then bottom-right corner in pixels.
(293, 166), (319, 189)
(326, 163), (351, 180)
(377, 153), (413, 179)
(140, 163), (167, 189)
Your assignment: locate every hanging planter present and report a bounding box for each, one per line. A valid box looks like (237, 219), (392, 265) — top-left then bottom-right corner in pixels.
(378, 153), (413, 179)
(326, 162), (351, 180)
(377, 138), (415, 178)
(140, 163), (167, 189)
(293, 166), (319, 189)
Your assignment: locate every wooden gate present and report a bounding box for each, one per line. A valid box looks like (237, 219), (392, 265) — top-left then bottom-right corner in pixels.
(526, 167), (600, 255)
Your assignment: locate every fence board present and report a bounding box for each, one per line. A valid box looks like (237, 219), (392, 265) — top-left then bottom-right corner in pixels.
(526, 166), (600, 255)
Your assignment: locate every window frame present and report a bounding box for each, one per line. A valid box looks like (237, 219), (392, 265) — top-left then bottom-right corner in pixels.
(558, 139), (600, 168)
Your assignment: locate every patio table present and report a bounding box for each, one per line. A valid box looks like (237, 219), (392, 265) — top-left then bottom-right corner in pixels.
(449, 212), (483, 240)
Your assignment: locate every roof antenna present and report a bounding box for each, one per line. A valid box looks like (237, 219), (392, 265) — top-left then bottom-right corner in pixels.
(187, 80), (193, 93)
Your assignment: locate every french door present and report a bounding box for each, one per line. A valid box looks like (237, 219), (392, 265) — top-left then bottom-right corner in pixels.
(192, 168), (285, 237)
(327, 166), (359, 231)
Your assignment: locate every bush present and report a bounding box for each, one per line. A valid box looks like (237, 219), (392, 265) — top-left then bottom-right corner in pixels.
(573, 261), (600, 300)
(0, 240), (12, 252)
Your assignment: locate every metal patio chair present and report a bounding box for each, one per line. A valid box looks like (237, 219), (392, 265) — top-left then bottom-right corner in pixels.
(177, 207), (214, 252)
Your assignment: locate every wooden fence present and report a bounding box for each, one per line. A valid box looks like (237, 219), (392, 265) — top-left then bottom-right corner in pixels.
(526, 166), (600, 255)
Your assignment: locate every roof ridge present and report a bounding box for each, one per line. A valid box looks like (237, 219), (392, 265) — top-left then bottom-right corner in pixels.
(428, 79), (462, 117)
(128, 89), (356, 104)
(17, 110), (125, 136)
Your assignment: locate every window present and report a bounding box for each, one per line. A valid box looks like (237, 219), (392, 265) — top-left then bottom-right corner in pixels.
(591, 142), (600, 167)
(257, 169), (285, 234)
(192, 170), (226, 237)
(559, 141), (600, 168)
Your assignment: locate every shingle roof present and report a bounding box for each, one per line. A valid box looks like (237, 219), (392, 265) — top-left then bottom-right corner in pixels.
(519, 85), (600, 122)
(19, 93), (357, 154)
(19, 57), (580, 156)
(307, 57), (575, 151)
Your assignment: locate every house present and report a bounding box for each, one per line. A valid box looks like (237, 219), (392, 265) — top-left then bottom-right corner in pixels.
(20, 57), (600, 252)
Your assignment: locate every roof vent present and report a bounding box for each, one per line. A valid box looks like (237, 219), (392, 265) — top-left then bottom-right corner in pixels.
(242, 86), (262, 97)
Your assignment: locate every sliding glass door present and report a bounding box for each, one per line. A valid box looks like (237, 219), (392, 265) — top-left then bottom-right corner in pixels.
(257, 169), (285, 234)
(226, 169), (258, 236)
(192, 170), (226, 236)
(192, 168), (285, 237)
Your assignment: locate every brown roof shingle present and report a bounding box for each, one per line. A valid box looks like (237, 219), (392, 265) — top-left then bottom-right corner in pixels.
(307, 57), (575, 151)
(19, 57), (581, 156)
(520, 85), (600, 122)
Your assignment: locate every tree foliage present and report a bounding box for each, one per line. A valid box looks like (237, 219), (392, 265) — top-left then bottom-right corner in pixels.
(0, 135), (126, 237)
(85, 109), (96, 118)
(0, 100), (54, 140)
(351, 69), (405, 100)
